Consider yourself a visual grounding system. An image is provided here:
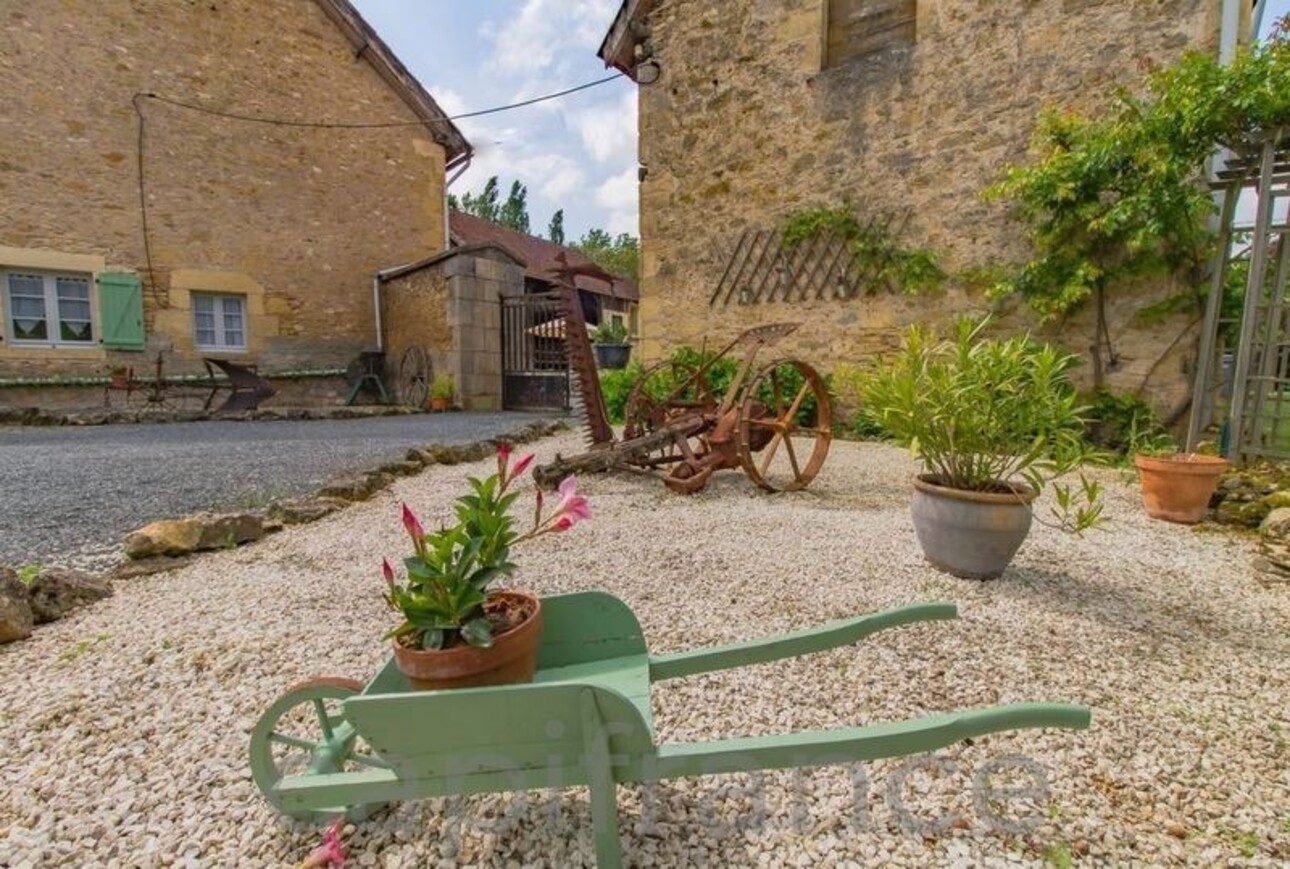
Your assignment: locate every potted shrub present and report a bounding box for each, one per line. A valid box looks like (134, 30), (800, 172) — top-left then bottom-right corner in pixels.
(1134, 450), (1228, 524)
(863, 317), (1103, 579)
(428, 373), (455, 412)
(592, 319), (632, 370)
(382, 445), (590, 689)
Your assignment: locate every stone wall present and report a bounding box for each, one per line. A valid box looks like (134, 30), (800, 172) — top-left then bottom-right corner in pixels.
(380, 247), (525, 411)
(0, 0), (450, 383)
(636, 0), (1227, 411)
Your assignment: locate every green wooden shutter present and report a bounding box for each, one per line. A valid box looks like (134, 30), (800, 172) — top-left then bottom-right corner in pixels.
(97, 273), (145, 349)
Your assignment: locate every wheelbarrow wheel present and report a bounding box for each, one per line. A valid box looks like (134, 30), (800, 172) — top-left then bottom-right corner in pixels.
(736, 359), (832, 492)
(249, 676), (387, 824)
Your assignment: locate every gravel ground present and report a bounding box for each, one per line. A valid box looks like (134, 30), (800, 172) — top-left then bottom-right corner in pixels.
(0, 412), (553, 571)
(1, 433), (1287, 867)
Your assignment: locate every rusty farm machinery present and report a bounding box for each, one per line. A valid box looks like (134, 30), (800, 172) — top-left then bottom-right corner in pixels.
(533, 289), (833, 494)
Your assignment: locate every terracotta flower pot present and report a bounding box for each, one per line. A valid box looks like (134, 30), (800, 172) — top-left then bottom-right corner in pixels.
(911, 474), (1038, 579)
(429, 397), (451, 412)
(1134, 453), (1229, 524)
(391, 591), (543, 690)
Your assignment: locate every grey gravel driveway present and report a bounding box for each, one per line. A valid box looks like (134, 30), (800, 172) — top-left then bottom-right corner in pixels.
(0, 412), (557, 570)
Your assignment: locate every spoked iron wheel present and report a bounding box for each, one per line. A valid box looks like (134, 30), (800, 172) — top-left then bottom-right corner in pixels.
(623, 360), (716, 441)
(249, 676), (387, 823)
(736, 359), (832, 492)
(397, 345), (430, 409)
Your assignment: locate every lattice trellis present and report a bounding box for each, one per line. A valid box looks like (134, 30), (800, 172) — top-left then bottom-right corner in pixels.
(708, 218), (910, 307)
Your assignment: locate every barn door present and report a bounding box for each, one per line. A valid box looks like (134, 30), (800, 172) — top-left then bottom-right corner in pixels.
(500, 292), (570, 412)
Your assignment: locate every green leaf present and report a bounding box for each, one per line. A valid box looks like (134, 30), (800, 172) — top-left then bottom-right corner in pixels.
(460, 618), (494, 648)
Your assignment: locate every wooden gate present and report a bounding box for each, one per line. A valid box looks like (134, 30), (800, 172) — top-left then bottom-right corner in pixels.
(501, 292), (570, 412)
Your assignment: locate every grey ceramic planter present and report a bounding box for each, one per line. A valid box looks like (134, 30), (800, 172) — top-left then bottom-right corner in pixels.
(911, 475), (1037, 580)
(594, 343), (632, 369)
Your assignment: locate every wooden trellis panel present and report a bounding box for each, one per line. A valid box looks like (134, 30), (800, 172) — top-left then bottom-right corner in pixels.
(710, 229), (865, 307)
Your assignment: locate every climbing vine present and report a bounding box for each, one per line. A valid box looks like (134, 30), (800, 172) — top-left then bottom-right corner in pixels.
(986, 17), (1290, 388)
(781, 205), (945, 295)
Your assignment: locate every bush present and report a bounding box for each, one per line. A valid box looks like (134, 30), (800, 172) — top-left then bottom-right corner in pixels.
(599, 362), (644, 424)
(862, 317), (1103, 530)
(831, 362), (887, 439)
(1083, 388), (1176, 457)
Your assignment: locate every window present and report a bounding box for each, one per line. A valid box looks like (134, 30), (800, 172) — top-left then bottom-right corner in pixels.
(193, 292), (246, 351)
(5, 271), (94, 346)
(824, 0), (916, 69)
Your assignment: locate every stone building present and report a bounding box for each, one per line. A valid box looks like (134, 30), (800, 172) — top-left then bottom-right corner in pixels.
(600, 0), (1253, 412)
(0, 0), (468, 407)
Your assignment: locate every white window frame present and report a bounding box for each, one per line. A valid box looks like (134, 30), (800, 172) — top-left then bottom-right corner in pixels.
(192, 292), (247, 352)
(3, 269), (96, 348)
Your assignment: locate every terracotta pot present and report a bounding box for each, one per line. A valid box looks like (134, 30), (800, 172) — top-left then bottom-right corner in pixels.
(429, 397), (451, 412)
(391, 591), (542, 690)
(911, 475), (1038, 580)
(1134, 453), (1229, 524)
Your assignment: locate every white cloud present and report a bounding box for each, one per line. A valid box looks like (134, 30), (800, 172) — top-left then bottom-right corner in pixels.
(485, 0), (621, 74)
(595, 166), (639, 236)
(571, 91), (637, 163)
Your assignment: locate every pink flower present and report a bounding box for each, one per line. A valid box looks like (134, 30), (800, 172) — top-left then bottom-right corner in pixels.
(401, 503), (427, 558)
(549, 515), (574, 533)
(297, 817), (346, 868)
(496, 442), (511, 477)
(381, 558), (395, 588)
(509, 452), (535, 480)
(554, 476), (591, 523)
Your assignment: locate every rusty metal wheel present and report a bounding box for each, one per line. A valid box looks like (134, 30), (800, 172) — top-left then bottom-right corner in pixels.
(736, 359), (832, 492)
(397, 345), (429, 408)
(249, 676), (387, 823)
(623, 360), (717, 440)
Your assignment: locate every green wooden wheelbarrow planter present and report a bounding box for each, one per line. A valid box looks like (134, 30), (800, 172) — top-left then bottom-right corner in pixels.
(250, 592), (1090, 867)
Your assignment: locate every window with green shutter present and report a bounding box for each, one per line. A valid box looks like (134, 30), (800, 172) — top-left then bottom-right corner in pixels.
(97, 272), (145, 350)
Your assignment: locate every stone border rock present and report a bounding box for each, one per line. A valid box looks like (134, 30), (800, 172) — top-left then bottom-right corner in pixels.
(0, 419), (566, 645)
(0, 403), (437, 428)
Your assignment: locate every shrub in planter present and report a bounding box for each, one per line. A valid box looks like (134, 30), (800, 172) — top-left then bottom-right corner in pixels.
(592, 320), (632, 369)
(429, 374), (455, 411)
(862, 317), (1103, 578)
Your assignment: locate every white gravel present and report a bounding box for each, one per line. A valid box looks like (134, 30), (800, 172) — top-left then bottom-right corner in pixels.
(1, 433), (1288, 867)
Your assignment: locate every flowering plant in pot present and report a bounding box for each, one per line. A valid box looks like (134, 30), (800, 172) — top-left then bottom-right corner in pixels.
(381, 444), (589, 689)
(862, 317), (1104, 579)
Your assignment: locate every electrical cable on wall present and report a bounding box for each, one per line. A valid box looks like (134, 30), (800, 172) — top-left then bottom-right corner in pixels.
(131, 72), (625, 297)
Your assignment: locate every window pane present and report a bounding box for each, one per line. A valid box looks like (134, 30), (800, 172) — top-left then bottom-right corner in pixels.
(196, 328), (217, 346)
(7, 274), (48, 341)
(60, 319), (93, 341)
(223, 330), (244, 347)
(55, 276), (89, 302)
(193, 295), (215, 314)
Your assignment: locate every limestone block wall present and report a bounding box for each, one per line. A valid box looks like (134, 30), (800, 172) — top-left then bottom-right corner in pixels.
(381, 249), (524, 412)
(636, 0), (1225, 411)
(0, 0), (450, 383)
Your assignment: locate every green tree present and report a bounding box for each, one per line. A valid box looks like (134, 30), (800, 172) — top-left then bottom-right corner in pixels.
(452, 175), (502, 223)
(548, 209), (565, 245)
(575, 229), (640, 282)
(498, 180), (530, 233)
(987, 19), (1290, 388)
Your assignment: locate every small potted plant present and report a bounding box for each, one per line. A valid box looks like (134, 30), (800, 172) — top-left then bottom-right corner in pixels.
(862, 317), (1103, 579)
(592, 319), (632, 370)
(381, 444), (589, 689)
(1134, 448), (1228, 524)
(428, 373), (455, 412)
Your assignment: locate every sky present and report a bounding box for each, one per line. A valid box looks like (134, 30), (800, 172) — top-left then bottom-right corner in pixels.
(351, 0), (637, 243)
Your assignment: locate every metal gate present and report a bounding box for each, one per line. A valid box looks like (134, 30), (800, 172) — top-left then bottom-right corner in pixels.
(501, 292), (570, 412)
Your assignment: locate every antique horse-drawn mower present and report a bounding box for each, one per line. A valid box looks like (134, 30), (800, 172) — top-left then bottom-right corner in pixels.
(533, 289), (833, 494)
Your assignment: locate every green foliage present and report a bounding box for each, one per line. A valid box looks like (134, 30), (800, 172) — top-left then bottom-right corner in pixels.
(430, 373), (455, 401)
(669, 346), (740, 401)
(987, 20), (1290, 382)
(592, 319), (629, 344)
(498, 180), (530, 234)
(547, 209), (565, 245)
(600, 362), (645, 424)
(862, 317), (1104, 532)
(450, 175), (531, 233)
(1084, 388), (1176, 456)
(1041, 841), (1075, 869)
(16, 564), (40, 586)
(574, 229), (641, 282)
(781, 205), (945, 294)
(383, 451), (589, 651)
(830, 362), (887, 438)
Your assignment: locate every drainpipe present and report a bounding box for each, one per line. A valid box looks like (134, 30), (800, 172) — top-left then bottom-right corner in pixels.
(370, 151), (474, 352)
